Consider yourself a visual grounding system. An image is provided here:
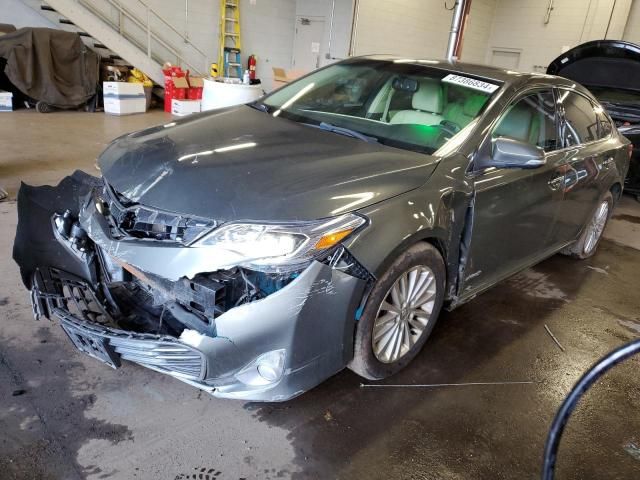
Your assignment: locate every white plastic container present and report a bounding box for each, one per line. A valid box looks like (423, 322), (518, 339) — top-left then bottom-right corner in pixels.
(201, 78), (263, 111)
(171, 99), (201, 116)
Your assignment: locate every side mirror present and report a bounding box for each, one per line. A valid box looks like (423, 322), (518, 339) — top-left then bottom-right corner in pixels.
(491, 137), (546, 169)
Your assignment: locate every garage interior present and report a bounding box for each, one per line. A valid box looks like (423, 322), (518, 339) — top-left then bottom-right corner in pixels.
(1, 0), (640, 479)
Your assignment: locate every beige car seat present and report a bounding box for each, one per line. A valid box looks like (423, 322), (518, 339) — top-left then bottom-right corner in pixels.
(390, 80), (444, 126)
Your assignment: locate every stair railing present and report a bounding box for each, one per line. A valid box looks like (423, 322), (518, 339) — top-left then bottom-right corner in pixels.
(76, 0), (209, 75)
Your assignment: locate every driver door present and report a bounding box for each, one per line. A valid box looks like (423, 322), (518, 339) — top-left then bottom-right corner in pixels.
(460, 89), (566, 296)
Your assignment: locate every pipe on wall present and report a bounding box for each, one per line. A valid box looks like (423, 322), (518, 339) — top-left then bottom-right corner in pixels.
(454, 0), (472, 60)
(348, 0), (360, 56)
(446, 0), (467, 62)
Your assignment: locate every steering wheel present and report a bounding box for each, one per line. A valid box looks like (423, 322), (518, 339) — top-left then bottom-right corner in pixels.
(439, 120), (462, 136)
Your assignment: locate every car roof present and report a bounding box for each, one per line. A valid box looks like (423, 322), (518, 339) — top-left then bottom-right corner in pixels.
(353, 55), (578, 90)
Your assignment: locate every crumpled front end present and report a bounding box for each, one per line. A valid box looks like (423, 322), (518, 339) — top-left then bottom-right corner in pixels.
(13, 171), (371, 401)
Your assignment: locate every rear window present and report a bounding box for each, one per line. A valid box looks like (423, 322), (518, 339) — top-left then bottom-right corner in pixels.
(559, 91), (599, 146)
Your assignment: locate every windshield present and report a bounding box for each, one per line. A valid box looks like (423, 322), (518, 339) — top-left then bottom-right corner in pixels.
(259, 59), (501, 154)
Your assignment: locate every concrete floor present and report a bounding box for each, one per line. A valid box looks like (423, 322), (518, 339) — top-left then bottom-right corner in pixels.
(1, 109), (640, 480)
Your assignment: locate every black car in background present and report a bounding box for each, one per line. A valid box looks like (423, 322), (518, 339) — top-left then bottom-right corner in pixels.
(548, 40), (640, 199)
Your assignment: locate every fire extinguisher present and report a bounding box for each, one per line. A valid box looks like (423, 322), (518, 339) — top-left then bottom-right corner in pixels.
(247, 55), (257, 81)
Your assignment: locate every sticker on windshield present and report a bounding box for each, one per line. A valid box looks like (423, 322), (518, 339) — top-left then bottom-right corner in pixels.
(442, 74), (500, 94)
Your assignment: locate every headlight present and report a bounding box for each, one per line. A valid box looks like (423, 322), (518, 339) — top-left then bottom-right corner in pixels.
(193, 213), (366, 272)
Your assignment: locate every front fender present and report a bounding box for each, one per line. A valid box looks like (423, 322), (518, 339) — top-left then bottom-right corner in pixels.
(345, 155), (473, 299)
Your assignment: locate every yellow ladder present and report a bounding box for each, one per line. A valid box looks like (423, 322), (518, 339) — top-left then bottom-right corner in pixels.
(218, 0), (242, 78)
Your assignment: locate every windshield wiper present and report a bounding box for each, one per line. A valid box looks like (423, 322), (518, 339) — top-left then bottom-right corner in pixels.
(312, 122), (378, 143)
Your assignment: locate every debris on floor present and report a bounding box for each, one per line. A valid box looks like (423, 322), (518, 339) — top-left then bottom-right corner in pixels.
(586, 265), (609, 275)
(0, 187), (7, 202)
(624, 441), (640, 462)
(544, 324), (566, 352)
(360, 381), (536, 389)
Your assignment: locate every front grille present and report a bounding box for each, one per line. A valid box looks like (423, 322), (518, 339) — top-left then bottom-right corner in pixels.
(53, 307), (206, 381)
(99, 180), (216, 244)
(109, 337), (205, 379)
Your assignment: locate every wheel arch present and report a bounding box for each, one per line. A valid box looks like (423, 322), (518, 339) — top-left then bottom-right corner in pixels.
(610, 182), (623, 203)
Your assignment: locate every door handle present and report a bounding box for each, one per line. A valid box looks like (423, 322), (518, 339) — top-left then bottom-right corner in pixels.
(548, 174), (564, 191)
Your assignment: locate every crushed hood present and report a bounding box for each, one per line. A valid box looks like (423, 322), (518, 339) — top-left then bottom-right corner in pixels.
(98, 106), (439, 222)
(547, 40), (640, 92)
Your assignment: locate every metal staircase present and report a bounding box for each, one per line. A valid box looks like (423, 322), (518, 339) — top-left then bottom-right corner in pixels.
(19, 0), (209, 85)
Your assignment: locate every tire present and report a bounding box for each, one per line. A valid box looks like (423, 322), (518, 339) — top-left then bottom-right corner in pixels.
(348, 242), (446, 380)
(561, 192), (613, 259)
(35, 101), (53, 113)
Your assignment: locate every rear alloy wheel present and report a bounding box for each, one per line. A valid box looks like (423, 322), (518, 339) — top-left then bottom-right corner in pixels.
(561, 192), (613, 259)
(349, 243), (445, 380)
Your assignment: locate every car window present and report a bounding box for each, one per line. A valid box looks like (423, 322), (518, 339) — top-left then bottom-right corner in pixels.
(559, 91), (599, 146)
(261, 60), (501, 155)
(491, 90), (559, 151)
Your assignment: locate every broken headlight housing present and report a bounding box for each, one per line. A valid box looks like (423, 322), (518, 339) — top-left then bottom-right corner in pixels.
(193, 213), (367, 272)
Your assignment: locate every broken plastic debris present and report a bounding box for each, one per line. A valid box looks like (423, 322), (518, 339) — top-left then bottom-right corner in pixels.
(544, 324), (566, 352)
(179, 329), (208, 348)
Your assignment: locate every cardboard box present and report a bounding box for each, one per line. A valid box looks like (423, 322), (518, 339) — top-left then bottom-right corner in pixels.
(0, 90), (13, 111)
(187, 76), (204, 100)
(272, 67), (306, 89)
(171, 99), (201, 116)
(103, 81), (146, 115)
(103, 81), (145, 96)
(104, 96), (147, 115)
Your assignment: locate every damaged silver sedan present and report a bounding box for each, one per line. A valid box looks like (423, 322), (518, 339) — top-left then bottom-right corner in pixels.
(13, 57), (630, 401)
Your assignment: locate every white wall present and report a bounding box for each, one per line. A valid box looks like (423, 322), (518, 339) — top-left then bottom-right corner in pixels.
(460, 0), (497, 63)
(353, 0), (451, 58)
(623, 0), (640, 44)
(485, 0), (633, 72)
(241, 0), (297, 89)
(294, 0), (354, 67)
(0, 0), (57, 29)
(350, 0), (639, 73)
(350, 0), (497, 63)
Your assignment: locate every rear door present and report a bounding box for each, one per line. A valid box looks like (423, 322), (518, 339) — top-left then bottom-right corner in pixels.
(461, 89), (566, 296)
(554, 90), (612, 242)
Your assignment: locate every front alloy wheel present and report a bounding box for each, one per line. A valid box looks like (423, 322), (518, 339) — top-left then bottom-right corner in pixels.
(349, 243), (445, 380)
(372, 266), (437, 363)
